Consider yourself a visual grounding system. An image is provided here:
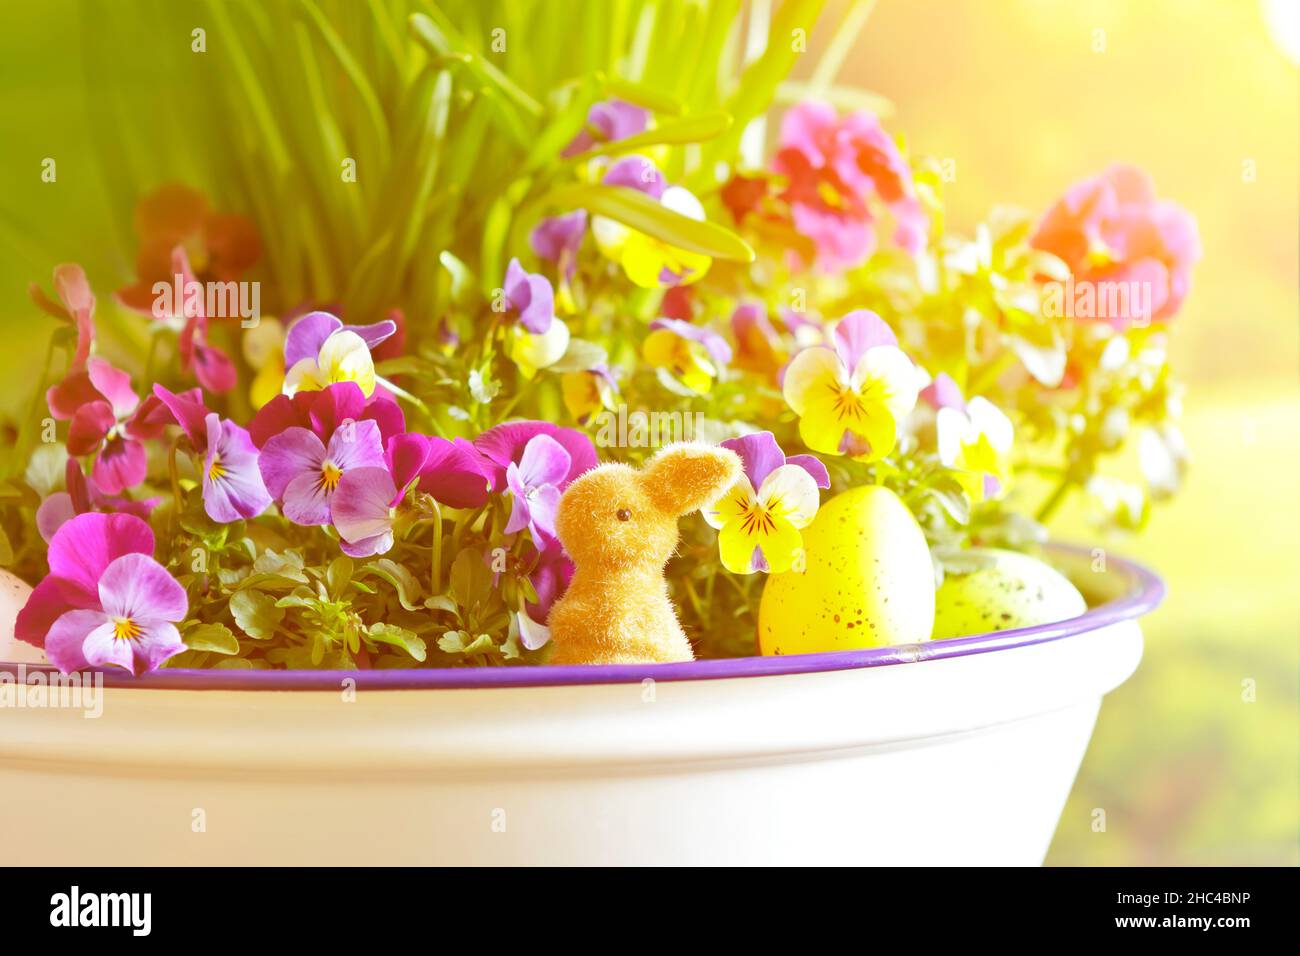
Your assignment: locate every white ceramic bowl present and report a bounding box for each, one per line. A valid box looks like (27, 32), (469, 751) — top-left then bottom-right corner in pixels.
(0, 545), (1159, 865)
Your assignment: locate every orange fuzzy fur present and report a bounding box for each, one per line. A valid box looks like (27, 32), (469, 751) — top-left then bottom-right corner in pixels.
(548, 442), (742, 664)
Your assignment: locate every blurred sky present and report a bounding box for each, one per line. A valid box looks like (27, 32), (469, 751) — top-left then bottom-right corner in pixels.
(0, 0), (1297, 865)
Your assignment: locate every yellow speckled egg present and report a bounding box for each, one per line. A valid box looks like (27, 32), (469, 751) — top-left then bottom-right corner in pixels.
(932, 549), (1086, 640)
(758, 486), (935, 655)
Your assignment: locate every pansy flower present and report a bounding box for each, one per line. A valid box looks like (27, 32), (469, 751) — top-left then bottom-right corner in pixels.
(561, 99), (649, 157)
(36, 459), (159, 543)
(643, 318), (733, 395)
(202, 414), (271, 522)
(1031, 164), (1201, 327)
(929, 383), (1015, 503)
(561, 362), (619, 424)
(499, 258), (570, 378)
(55, 357), (167, 495)
(473, 420), (599, 495)
(704, 432), (829, 574)
(782, 310), (920, 461)
(515, 542), (575, 651)
(282, 311), (397, 399)
(502, 434), (573, 547)
(530, 210), (588, 308)
(259, 417), (386, 526)
(15, 512), (187, 675)
(774, 102), (927, 271)
(161, 246), (238, 393)
(115, 183), (260, 315)
(592, 156), (712, 288)
(247, 381), (405, 452)
(30, 263), (95, 377)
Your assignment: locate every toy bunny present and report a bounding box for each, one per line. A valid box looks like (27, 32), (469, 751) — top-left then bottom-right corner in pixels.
(548, 442), (742, 664)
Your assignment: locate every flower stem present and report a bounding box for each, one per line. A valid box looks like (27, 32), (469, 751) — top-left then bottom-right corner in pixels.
(429, 503), (444, 596)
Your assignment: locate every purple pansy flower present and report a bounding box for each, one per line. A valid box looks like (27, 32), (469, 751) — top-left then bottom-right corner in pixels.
(203, 414), (271, 522)
(530, 211), (588, 279)
(561, 99), (649, 157)
(503, 434), (570, 546)
(720, 432), (831, 492)
(602, 155), (667, 198)
(503, 258), (556, 334)
(259, 418), (385, 526)
(283, 311), (397, 370)
(15, 512), (187, 675)
(247, 381), (405, 450)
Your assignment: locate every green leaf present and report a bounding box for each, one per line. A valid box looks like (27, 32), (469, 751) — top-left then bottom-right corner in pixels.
(602, 78), (685, 116)
(544, 184), (754, 262)
(450, 549), (493, 611)
(229, 590), (285, 640)
(183, 622), (241, 656)
(326, 556), (353, 597)
(575, 110), (732, 159)
(358, 558), (424, 611)
(365, 622), (427, 662)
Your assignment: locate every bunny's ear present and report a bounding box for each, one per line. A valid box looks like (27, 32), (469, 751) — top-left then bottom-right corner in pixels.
(640, 442), (742, 517)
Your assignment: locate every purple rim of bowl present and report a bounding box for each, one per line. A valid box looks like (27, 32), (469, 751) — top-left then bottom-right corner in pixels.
(0, 543), (1163, 691)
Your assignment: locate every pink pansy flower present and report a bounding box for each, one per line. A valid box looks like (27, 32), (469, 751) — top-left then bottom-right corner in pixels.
(503, 434), (571, 547)
(514, 542), (575, 651)
(561, 98), (649, 157)
(331, 467), (401, 558)
(36, 459), (159, 543)
(774, 101), (927, 272)
(202, 414), (271, 522)
(15, 513), (187, 675)
(56, 357), (168, 495)
(167, 247), (238, 394)
(530, 210), (587, 280)
(30, 263), (96, 381)
(259, 418), (386, 526)
(782, 310), (921, 462)
(473, 420), (598, 494)
(1031, 164), (1201, 328)
(703, 432), (829, 574)
(413, 436), (497, 509)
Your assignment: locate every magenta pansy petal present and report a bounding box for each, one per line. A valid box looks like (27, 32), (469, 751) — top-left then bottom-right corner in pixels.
(418, 437), (495, 509)
(785, 454), (831, 490)
(44, 609), (106, 673)
(248, 392), (313, 448)
(474, 421), (598, 491)
(603, 155), (666, 199)
(91, 436), (147, 495)
(46, 372), (102, 421)
(98, 552), (188, 623)
(66, 400), (115, 456)
(152, 384), (212, 450)
(47, 512), (155, 603)
(360, 397), (405, 444)
(339, 531), (394, 558)
(307, 382), (366, 437)
(284, 311), (343, 368)
(385, 434), (430, 493)
(85, 357), (139, 418)
(341, 319), (397, 353)
(66, 459), (93, 513)
(833, 310), (898, 370)
(192, 342), (237, 394)
(14, 577), (79, 648)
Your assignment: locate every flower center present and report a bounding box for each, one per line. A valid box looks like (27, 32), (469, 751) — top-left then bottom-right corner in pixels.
(738, 499), (778, 538)
(831, 384), (866, 422)
(112, 617), (141, 642)
(208, 453), (226, 481)
(320, 460), (343, 491)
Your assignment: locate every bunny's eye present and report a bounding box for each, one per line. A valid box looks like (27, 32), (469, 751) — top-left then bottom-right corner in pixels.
(616, 508), (631, 522)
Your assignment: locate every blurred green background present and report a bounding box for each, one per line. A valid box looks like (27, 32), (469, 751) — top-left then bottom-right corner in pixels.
(1, 0), (1296, 864)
